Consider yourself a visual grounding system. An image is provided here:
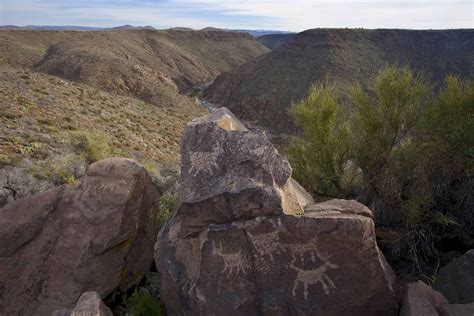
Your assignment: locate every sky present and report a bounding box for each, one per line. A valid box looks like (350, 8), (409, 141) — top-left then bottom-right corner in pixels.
(0, 0), (473, 32)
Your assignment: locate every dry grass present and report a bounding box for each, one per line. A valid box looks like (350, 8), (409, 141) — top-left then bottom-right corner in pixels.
(0, 65), (205, 167)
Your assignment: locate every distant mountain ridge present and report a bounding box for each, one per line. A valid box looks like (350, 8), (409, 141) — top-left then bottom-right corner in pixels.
(0, 25), (293, 37)
(205, 28), (474, 133)
(0, 25), (156, 30)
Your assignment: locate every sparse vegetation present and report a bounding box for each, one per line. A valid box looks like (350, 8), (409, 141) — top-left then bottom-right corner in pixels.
(287, 66), (474, 279)
(0, 64), (204, 201)
(71, 130), (111, 163)
(156, 194), (178, 230)
(126, 289), (165, 316)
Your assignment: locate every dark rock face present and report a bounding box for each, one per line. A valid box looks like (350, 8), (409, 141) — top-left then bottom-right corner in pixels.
(439, 303), (474, 316)
(399, 281), (448, 316)
(0, 158), (158, 316)
(434, 249), (474, 304)
(155, 108), (397, 315)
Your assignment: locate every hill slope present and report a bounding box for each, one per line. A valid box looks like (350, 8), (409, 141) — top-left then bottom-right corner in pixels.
(257, 33), (296, 50)
(0, 30), (75, 67)
(205, 29), (474, 132)
(33, 29), (268, 107)
(0, 64), (205, 204)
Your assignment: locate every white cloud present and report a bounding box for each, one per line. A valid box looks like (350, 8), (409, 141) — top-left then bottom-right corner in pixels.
(172, 0), (473, 30)
(1, 0), (472, 30)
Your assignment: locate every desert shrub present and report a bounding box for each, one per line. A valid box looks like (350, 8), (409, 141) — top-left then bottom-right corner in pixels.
(71, 130), (111, 163)
(286, 84), (356, 198)
(31, 154), (86, 185)
(156, 194), (178, 230)
(0, 154), (22, 167)
(126, 289), (165, 316)
(287, 66), (473, 278)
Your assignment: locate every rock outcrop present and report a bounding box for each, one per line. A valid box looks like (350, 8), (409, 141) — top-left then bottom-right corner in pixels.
(439, 303), (474, 316)
(0, 158), (158, 316)
(155, 108), (398, 315)
(434, 249), (474, 304)
(52, 292), (113, 316)
(399, 281), (448, 316)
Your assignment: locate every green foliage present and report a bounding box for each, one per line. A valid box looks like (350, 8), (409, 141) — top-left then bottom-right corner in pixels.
(126, 289), (165, 316)
(350, 66), (431, 226)
(156, 194), (178, 230)
(287, 65), (474, 277)
(71, 130), (111, 163)
(286, 84), (355, 197)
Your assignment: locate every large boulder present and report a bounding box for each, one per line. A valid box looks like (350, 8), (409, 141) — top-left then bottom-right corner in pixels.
(399, 281), (448, 316)
(434, 249), (474, 304)
(155, 108), (398, 315)
(0, 158), (158, 316)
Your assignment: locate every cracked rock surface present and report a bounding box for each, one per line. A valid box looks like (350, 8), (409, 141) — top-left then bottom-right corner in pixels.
(155, 108), (398, 315)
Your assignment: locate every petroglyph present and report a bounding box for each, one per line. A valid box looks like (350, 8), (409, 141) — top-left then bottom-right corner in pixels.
(247, 230), (282, 260)
(188, 150), (221, 176)
(212, 241), (247, 275)
(290, 252), (338, 299)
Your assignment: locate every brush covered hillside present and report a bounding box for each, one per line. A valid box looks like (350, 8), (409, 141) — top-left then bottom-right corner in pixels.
(0, 29), (267, 205)
(0, 65), (205, 205)
(205, 29), (474, 132)
(35, 29), (268, 105)
(0, 29), (268, 107)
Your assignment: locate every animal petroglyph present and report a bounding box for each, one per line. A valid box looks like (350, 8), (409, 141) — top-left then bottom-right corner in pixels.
(212, 241), (247, 275)
(188, 150), (220, 176)
(290, 252), (338, 299)
(247, 230), (282, 260)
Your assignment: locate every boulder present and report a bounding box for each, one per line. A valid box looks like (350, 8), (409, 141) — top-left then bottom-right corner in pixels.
(399, 281), (448, 316)
(51, 292), (113, 316)
(434, 249), (474, 304)
(439, 303), (474, 316)
(0, 158), (158, 316)
(71, 292), (113, 316)
(155, 108), (397, 315)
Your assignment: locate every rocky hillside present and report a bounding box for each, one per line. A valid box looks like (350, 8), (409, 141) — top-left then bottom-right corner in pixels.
(205, 29), (474, 132)
(33, 29), (268, 106)
(257, 33), (296, 50)
(0, 65), (204, 205)
(0, 28), (267, 203)
(0, 30), (74, 67)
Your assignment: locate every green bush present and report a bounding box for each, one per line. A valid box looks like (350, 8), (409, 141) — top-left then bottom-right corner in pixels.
(287, 66), (474, 278)
(156, 194), (178, 230)
(71, 130), (111, 163)
(127, 289), (165, 316)
(286, 84), (354, 198)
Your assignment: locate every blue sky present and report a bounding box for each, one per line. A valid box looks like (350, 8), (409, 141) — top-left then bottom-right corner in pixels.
(1, 0), (472, 31)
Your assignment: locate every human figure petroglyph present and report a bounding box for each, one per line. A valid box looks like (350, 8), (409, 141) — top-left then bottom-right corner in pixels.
(212, 241), (247, 275)
(290, 252), (338, 299)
